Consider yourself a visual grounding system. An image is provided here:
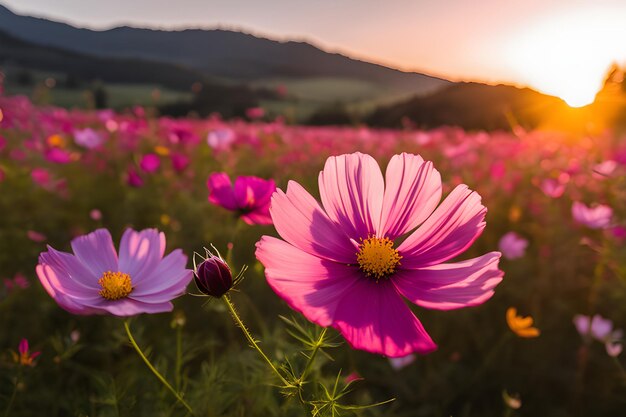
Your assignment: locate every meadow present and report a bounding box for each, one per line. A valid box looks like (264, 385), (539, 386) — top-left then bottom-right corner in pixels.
(0, 93), (625, 417)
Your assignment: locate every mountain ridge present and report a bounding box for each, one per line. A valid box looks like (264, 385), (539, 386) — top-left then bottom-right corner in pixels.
(0, 3), (449, 95)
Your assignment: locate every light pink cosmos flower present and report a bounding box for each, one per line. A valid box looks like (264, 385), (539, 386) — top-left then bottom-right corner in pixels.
(574, 314), (623, 357)
(571, 202), (612, 229)
(74, 128), (104, 149)
(256, 152), (503, 357)
(389, 354), (416, 370)
(498, 232), (528, 260)
(207, 173), (275, 225)
(36, 229), (192, 316)
(540, 179), (566, 198)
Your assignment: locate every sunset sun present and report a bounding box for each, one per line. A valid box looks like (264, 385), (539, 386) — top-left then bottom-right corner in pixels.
(505, 8), (626, 107)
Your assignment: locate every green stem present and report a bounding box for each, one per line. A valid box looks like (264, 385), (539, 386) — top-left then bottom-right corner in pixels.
(225, 219), (243, 267)
(223, 296), (288, 386)
(175, 324), (183, 392)
(3, 371), (20, 417)
(123, 321), (194, 415)
(300, 328), (327, 382)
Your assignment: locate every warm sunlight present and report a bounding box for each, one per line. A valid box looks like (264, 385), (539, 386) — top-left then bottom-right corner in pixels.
(504, 7), (626, 107)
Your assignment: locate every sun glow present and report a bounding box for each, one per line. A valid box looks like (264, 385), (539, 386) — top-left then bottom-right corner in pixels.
(504, 8), (626, 107)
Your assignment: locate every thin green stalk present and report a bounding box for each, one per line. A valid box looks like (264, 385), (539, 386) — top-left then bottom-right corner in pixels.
(3, 370), (21, 417)
(123, 321), (194, 415)
(225, 219), (243, 267)
(223, 295), (288, 386)
(300, 328), (327, 382)
(175, 324), (183, 392)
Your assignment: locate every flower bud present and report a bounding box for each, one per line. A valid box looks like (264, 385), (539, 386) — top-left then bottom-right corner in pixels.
(194, 256), (233, 297)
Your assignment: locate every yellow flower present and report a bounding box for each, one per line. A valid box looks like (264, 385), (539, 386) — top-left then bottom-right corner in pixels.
(154, 146), (170, 156)
(506, 307), (540, 338)
(47, 134), (66, 148)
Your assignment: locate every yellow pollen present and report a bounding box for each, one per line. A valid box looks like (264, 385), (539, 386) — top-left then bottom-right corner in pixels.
(356, 236), (402, 281)
(98, 271), (133, 301)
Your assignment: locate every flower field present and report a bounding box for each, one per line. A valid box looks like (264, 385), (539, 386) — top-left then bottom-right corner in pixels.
(1, 93), (625, 416)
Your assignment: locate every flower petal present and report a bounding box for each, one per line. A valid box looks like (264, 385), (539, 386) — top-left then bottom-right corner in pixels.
(256, 236), (361, 327)
(270, 181), (356, 263)
(207, 172), (238, 210)
(319, 152), (384, 240)
(333, 280), (437, 357)
(118, 229), (166, 284)
(393, 252), (503, 310)
(234, 176), (275, 211)
(380, 153), (442, 239)
(96, 298), (173, 316)
(241, 211), (273, 225)
(398, 185), (487, 268)
(39, 246), (99, 289)
(36, 264), (102, 315)
(130, 249), (192, 302)
(70, 229), (119, 278)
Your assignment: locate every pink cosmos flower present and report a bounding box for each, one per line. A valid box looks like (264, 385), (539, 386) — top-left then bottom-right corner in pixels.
(207, 128), (235, 151)
(31, 168), (51, 187)
(574, 314), (623, 357)
(256, 152), (503, 357)
(126, 167), (144, 187)
(44, 148), (73, 164)
(540, 179), (566, 198)
(170, 153), (190, 173)
(74, 128), (104, 149)
(27, 230), (47, 242)
(207, 172), (275, 225)
(389, 354), (416, 370)
(12, 339), (40, 366)
(498, 232), (528, 260)
(572, 202), (612, 229)
(246, 107), (265, 120)
(139, 153), (160, 173)
(36, 228), (192, 316)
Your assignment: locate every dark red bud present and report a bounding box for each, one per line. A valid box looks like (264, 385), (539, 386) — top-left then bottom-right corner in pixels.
(194, 256), (233, 297)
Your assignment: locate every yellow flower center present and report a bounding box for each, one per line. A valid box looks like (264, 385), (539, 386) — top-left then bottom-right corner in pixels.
(98, 271), (133, 301)
(356, 236), (402, 281)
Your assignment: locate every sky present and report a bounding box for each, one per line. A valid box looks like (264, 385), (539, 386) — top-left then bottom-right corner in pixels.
(3, 0), (626, 106)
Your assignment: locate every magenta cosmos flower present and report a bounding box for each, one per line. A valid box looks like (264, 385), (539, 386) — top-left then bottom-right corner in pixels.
(36, 228), (192, 316)
(256, 152), (503, 357)
(207, 172), (275, 225)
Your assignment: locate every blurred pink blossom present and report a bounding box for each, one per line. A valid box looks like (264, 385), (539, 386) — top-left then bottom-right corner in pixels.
(207, 172), (275, 225)
(540, 179), (566, 198)
(593, 160), (618, 178)
(207, 128), (235, 151)
(498, 232), (528, 260)
(171, 153), (190, 173)
(44, 148), (73, 164)
(572, 202), (612, 229)
(27, 230), (46, 242)
(74, 128), (104, 149)
(389, 354), (416, 370)
(90, 209), (102, 221)
(139, 153), (160, 173)
(126, 167), (144, 187)
(31, 168), (51, 186)
(246, 107), (265, 120)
